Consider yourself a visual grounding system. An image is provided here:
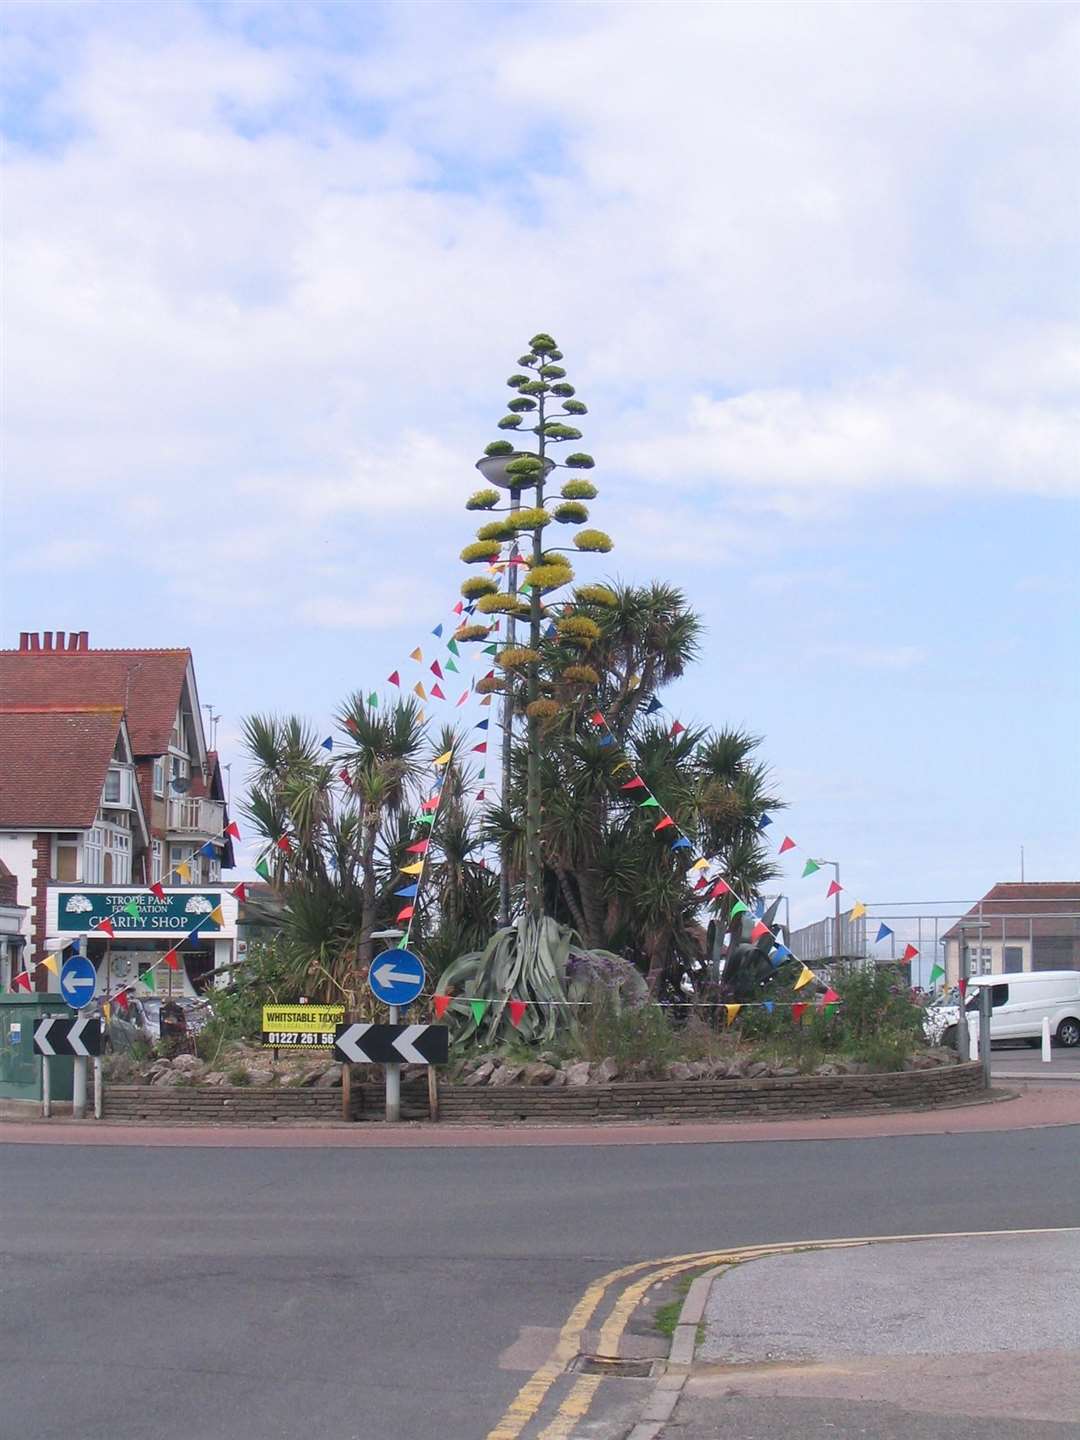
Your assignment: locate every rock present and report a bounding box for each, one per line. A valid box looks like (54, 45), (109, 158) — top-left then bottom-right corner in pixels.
(202, 1072), (228, 1087)
(463, 1060), (496, 1087)
(548, 1068), (568, 1087)
(905, 1053), (940, 1071)
(814, 1063), (842, 1077)
(153, 1068), (185, 1086)
(523, 1062), (557, 1086)
(299, 1066), (328, 1087)
(722, 1058), (748, 1079)
(244, 1067), (274, 1086)
(666, 1061), (694, 1082)
(771, 1065), (801, 1077)
(171, 1053), (203, 1073)
(925, 1047), (956, 1065)
(745, 1061), (771, 1078)
(594, 1057), (620, 1084)
(489, 1064), (525, 1088)
(564, 1061), (592, 1088)
(314, 1065), (342, 1088)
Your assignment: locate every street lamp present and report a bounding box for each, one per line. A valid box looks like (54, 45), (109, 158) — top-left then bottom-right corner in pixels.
(816, 860), (842, 963)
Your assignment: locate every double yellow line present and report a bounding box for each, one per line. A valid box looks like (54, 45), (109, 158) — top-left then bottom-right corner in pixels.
(486, 1226), (1077, 1440)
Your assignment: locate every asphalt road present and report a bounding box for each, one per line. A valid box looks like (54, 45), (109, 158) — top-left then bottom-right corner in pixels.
(2, 1129), (1078, 1440)
(993, 1044), (1080, 1079)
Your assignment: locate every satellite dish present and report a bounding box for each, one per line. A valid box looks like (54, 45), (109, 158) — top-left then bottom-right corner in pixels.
(171, 777), (191, 794)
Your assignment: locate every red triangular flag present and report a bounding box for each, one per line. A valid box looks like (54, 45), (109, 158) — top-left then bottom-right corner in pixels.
(430, 660), (443, 679)
(901, 944), (919, 962)
(958, 977), (967, 998)
(621, 776), (646, 790)
(710, 879), (730, 898)
(113, 988), (129, 1011)
(750, 920), (770, 941)
(397, 905), (415, 921)
(388, 670), (400, 687)
(473, 742), (487, 753)
(694, 875), (710, 891)
(13, 970), (31, 992)
(508, 999), (527, 1028)
(94, 919), (115, 938)
(670, 721), (685, 736)
(339, 769), (352, 787)
(653, 816), (675, 833)
(590, 710), (605, 727)
(150, 882), (166, 901)
(164, 949), (180, 971)
(405, 840), (430, 855)
(791, 1002), (808, 1023)
(826, 880), (842, 898)
(821, 987), (841, 1005)
(421, 796), (440, 812)
(453, 601), (464, 615)
(456, 690), (470, 706)
(778, 836), (796, 854)
(276, 836), (292, 853)
(225, 821), (241, 840)
(430, 684), (446, 700)
(476, 789), (485, 800)
(231, 883), (247, 901)
(433, 994), (451, 1019)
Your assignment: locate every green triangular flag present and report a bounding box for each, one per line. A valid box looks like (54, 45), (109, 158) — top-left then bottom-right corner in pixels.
(255, 858), (271, 881)
(447, 638), (460, 655)
(520, 580), (532, 593)
(478, 769), (486, 779)
(368, 691), (378, 708)
(446, 658), (459, 672)
(470, 999), (488, 1025)
(639, 796), (660, 809)
(415, 814), (435, 826)
(801, 859), (821, 877)
(483, 643), (497, 655)
(930, 963), (945, 983)
(729, 900), (748, 918)
(123, 899), (140, 919)
(141, 968), (156, 992)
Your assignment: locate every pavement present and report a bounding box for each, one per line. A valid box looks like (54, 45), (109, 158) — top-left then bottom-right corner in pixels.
(2, 1115), (1079, 1440)
(651, 1231), (1080, 1438)
(991, 1044), (1080, 1083)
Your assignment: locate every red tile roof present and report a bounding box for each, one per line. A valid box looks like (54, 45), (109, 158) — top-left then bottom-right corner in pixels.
(941, 883), (1080, 941)
(0, 648), (191, 755)
(0, 707), (124, 828)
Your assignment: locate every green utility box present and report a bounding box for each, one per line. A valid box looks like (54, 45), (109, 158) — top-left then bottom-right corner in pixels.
(0, 995), (75, 1103)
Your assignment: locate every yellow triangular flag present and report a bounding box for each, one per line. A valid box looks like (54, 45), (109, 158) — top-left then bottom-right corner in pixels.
(103, 1002), (112, 1021)
(725, 1003), (742, 1024)
(794, 964), (814, 991)
(410, 648), (423, 662)
(850, 900), (867, 920)
(208, 905), (224, 925)
(401, 862), (424, 875)
(417, 709), (427, 723)
(176, 861), (192, 881)
(433, 750), (453, 767)
(414, 682), (427, 700)
(612, 760), (631, 773)
(689, 858), (710, 872)
(42, 953), (60, 975)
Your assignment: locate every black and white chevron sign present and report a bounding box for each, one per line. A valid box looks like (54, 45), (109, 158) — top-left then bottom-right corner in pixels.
(334, 1023), (448, 1066)
(33, 1015), (103, 1058)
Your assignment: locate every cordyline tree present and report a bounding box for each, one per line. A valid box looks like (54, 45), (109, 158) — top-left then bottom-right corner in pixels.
(437, 335), (784, 1040)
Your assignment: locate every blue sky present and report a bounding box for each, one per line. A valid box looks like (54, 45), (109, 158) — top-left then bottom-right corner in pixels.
(2, 1), (1078, 936)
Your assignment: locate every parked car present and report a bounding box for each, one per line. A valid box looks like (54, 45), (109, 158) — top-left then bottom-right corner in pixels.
(83, 994), (213, 1051)
(927, 970), (1080, 1050)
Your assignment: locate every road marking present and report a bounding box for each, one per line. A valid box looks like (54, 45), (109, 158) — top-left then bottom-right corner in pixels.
(485, 1226), (1079, 1440)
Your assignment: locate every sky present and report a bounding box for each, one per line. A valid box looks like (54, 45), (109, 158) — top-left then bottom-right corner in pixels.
(2, 0), (1078, 941)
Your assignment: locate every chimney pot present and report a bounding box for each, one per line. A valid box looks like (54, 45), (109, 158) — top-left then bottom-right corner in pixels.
(55, 631), (65, 651)
(29, 634), (40, 651)
(42, 632), (53, 651)
(19, 632), (30, 651)
(79, 631), (90, 650)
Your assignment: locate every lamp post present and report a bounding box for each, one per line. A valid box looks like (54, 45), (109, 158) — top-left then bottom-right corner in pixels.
(816, 860), (842, 963)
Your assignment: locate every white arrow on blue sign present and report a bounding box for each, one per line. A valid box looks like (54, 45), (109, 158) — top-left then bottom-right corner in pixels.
(60, 956), (98, 1009)
(368, 949), (426, 1007)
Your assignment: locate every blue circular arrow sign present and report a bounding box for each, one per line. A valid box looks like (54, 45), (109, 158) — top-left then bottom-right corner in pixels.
(60, 956), (98, 1010)
(368, 948), (426, 1008)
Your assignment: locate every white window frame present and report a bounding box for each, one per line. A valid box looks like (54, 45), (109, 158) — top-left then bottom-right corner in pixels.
(153, 757), (166, 797)
(85, 827), (103, 884)
(151, 840), (163, 883)
(53, 833), (83, 883)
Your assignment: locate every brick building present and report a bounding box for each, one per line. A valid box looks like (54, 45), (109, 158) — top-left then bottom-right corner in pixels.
(941, 882), (1080, 986)
(0, 631), (237, 995)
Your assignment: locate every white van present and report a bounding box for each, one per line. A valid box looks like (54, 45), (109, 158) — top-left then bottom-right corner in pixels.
(931, 970), (1080, 1050)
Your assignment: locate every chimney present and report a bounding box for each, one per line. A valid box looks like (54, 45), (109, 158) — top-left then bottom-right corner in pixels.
(79, 631), (90, 650)
(42, 632), (53, 651)
(18, 632), (30, 651)
(55, 631), (65, 651)
(28, 633), (40, 651)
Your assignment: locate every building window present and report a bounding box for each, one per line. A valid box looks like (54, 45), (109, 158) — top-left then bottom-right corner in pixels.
(171, 755), (189, 784)
(54, 833), (80, 883)
(85, 828), (103, 883)
(103, 766), (134, 808)
(152, 840), (163, 883)
(153, 758), (165, 797)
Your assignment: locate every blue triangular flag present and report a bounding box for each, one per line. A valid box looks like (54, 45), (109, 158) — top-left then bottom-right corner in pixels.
(394, 884), (419, 898)
(321, 736), (333, 751)
(762, 1001), (775, 1015)
(598, 734), (616, 747)
(771, 945), (790, 964)
(670, 836), (691, 850)
(432, 624), (443, 638)
(876, 923), (894, 942)
(645, 697), (663, 714)
(758, 812), (772, 829)
(197, 841), (216, 858)
(465, 603), (476, 615)
(754, 898), (765, 917)
(545, 624), (557, 638)
(475, 719), (489, 730)
(432, 776), (444, 790)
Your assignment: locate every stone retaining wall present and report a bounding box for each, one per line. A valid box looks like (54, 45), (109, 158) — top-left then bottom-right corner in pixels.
(103, 1063), (983, 1124)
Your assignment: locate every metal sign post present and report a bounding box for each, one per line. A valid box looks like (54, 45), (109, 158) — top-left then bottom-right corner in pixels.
(367, 945), (427, 1124)
(386, 1004), (400, 1123)
(979, 983), (993, 1090)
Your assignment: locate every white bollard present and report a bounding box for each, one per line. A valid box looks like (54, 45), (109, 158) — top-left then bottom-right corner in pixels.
(1041, 1016), (1052, 1063)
